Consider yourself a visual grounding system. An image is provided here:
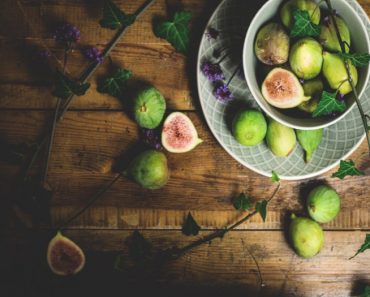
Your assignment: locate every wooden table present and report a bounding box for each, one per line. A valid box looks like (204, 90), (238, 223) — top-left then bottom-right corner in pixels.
(1, 0), (370, 296)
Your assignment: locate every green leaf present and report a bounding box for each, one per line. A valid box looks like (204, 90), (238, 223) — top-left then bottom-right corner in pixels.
(338, 52), (370, 67)
(97, 68), (132, 98)
(361, 285), (370, 297)
(233, 193), (252, 211)
(256, 200), (268, 222)
(312, 91), (346, 118)
(154, 11), (192, 54)
(332, 160), (364, 179)
(127, 230), (152, 264)
(350, 234), (370, 259)
(271, 171), (280, 183)
(53, 71), (90, 99)
(182, 212), (200, 236)
(100, 0), (136, 29)
(291, 10), (320, 38)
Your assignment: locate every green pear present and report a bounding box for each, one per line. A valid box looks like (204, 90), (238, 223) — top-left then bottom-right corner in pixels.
(320, 16), (350, 53)
(266, 119), (297, 157)
(280, 0), (321, 28)
(296, 129), (324, 162)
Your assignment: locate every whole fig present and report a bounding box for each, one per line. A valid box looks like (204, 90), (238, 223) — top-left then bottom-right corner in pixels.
(232, 110), (267, 146)
(266, 119), (297, 157)
(281, 0), (321, 28)
(296, 128), (323, 162)
(320, 16), (350, 53)
(298, 79), (324, 113)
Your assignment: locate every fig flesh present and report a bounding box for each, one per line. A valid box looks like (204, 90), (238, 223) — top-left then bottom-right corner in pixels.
(322, 52), (358, 95)
(266, 119), (297, 157)
(232, 110), (267, 146)
(261, 68), (310, 109)
(320, 16), (350, 53)
(133, 87), (166, 129)
(255, 22), (290, 65)
(289, 38), (323, 80)
(289, 214), (324, 258)
(161, 112), (202, 153)
(125, 150), (169, 189)
(296, 128), (323, 162)
(307, 185), (341, 223)
(47, 231), (85, 276)
(280, 0), (321, 28)
(298, 79), (324, 113)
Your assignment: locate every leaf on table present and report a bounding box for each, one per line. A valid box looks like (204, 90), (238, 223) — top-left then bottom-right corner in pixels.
(338, 52), (370, 67)
(350, 234), (370, 259)
(291, 10), (320, 38)
(255, 200), (268, 222)
(233, 193), (252, 211)
(154, 11), (192, 54)
(271, 170), (280, 183)
(182, 212), (200, 236)
(97, 68), (132, 98)
(53, 71), (90, 99)
(127, 230), (153, 264)
(361, 285), (370, 297)
(312, 91), (346, 118)
(332, 160), (364, 179)
(100, 0), (136, 30)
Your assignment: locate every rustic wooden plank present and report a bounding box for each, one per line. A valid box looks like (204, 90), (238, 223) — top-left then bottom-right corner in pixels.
(0, 110), (369, 229)
(2, 229), (370, 297)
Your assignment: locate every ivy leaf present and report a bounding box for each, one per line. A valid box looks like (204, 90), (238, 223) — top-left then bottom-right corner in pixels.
(182, 212), (200, 236)
(312, 91), (346, 118)
(53, 71), (90, 99)
(127, 230), (153, 264)
(361, 286), (370, 297)
(350, 234), (370, 259)
(332, 160), (364, 179)
(97, 68), (132, 98)
(154, 11), (192, 54)
(291, 10), (320, 38)
(255, 200), (268, 222)
(100, 0), (136, 30)
(271, 171), (280, 183)
(233, 193), (252, 211)
(338, 52), (370, 67)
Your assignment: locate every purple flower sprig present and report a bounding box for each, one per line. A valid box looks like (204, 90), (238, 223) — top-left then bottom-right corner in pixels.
(213, 83), (233, 103)
(54, 23), (81, 49)
(141, 128), (161, 150)
(201, 61), (225, 82)
(84, 47), (104, 64)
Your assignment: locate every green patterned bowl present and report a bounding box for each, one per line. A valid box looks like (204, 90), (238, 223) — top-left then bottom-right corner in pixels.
(197, 0), (370, 180)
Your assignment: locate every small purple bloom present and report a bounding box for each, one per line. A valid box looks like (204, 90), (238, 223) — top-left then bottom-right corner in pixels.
(141, 128), (161, 150)
(213, 84), (233, 103)
(205, 27), (220, 40)
(84, 47), (104, 64)
(201, 61), (225, 82)
(324, 16), (331, 26)
(299, 79), (305, 84)
(54, 23), (80, 48)
(338, 93), (345, 101)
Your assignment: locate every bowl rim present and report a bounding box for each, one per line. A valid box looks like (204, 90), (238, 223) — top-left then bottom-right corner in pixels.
(243, 0), (370, 131)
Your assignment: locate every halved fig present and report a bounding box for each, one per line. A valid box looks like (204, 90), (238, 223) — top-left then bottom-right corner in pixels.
(47, 231), (85, 276)
(261, 68), (310, 109)
(161, 112), (202, 153)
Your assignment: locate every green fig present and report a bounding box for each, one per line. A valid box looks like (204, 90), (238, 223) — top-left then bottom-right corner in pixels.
(320, 16), (350, 53)
(255, 22), (290, 65)
(307, 185), (341, 223)
(232, 110), (267, 146)
(266, 119), (297, 157)
(289, 214), (324, 258)
(322, 52), (358, 95)
(125, 150), (169, 189)
(280, 0), (321, 28)
(289, 38), (323, 80)
(133, 87), (166, 129)
(296, 129), (323, 162)
(298, 79), (324, 113)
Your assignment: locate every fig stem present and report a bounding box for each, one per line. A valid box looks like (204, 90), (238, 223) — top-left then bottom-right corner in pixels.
(325, 0), (370, 156)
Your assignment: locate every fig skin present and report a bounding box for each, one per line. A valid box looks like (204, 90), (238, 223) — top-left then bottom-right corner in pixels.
(47, 231), (85, 276)
(289, 38), (323, 80)
(266, 119), (297, 157)
(125, 150), (169, 189)
(296, 128), (323, 162)
(261, 68), (310, 109)
(289, 214), (324, 258)
(298, 79), (324, 113)
(133, 87), (166, 129)
(255, 22), (290, 65)
(280, 0), (321, 29)
(307, 185), (341, 223)
(320, 16), (350, 53)
(232, 110), (267, 146)
(322, 52), (358, 95)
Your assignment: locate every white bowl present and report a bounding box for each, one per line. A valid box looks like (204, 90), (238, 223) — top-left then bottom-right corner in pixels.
(243, 0), (370, 130)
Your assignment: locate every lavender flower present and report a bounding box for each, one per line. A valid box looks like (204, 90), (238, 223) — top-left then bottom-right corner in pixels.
(213, 84), (233, 103)
(54, 23), (81, 48)
(205, 27), (220, 40)
(141, 128), (161, 150)
(201, 61), (225, 82)
(299, 78), (305, 84)
(84, 47), (104, 64)
(338, 93), (345, 101)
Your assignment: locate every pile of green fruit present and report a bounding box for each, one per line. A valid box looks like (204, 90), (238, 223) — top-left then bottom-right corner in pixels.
(232, 109), (323, 162)
(254, 0), (357, 116)
(289, 184), (341, 258)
